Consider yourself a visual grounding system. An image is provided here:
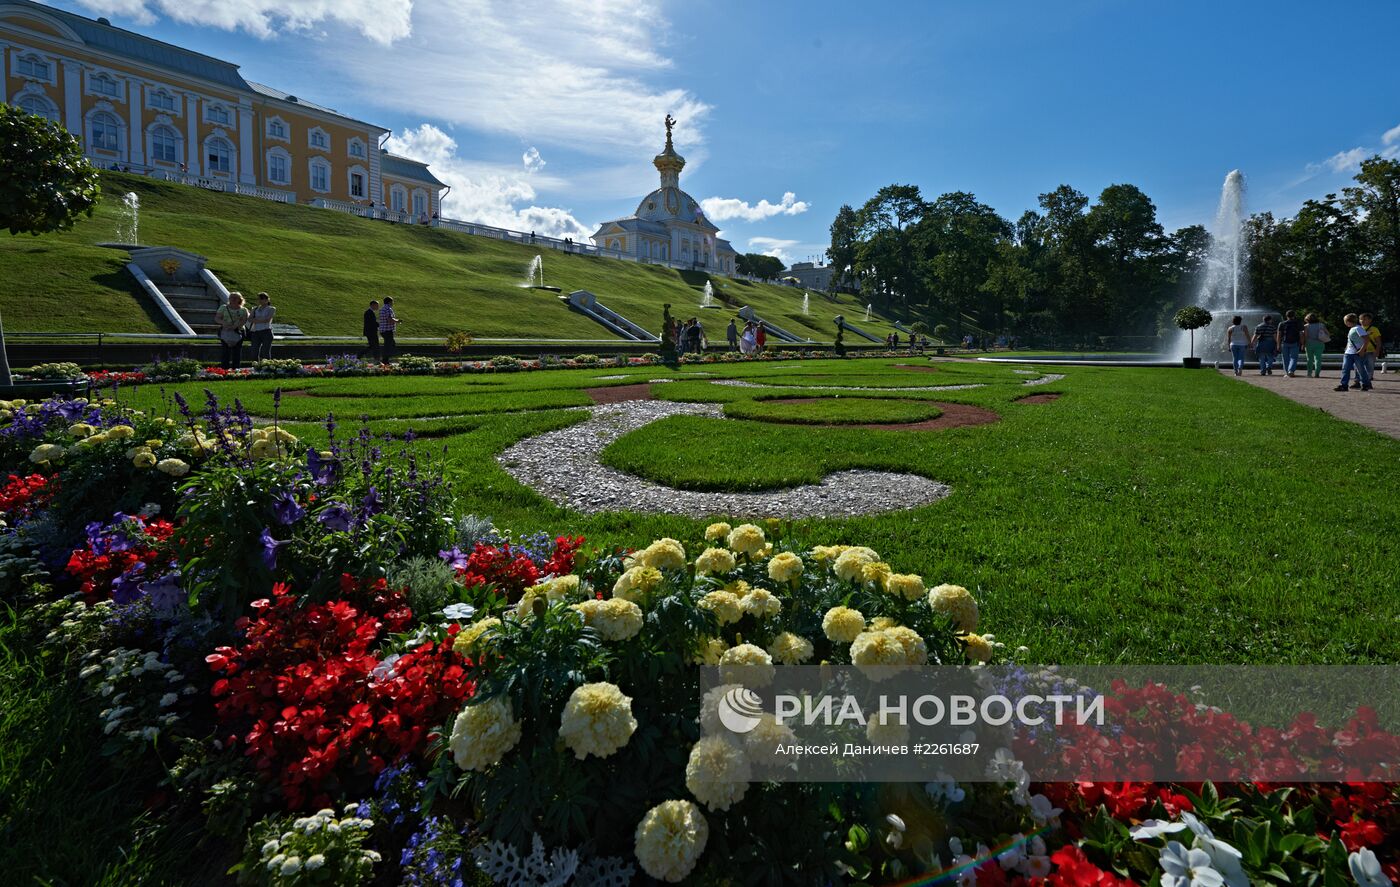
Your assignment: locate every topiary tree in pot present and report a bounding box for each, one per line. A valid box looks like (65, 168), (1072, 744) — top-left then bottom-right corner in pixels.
(1174, 305), (1213, 368)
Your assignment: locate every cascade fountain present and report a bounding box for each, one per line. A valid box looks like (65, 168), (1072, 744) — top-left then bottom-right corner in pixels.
(864, 304), (872, 322)
(1171, 170), (1272, 360)
(117, 192), (139, 246)
(520, 255), (544, 288)
(802, 293), (810, 315)
(700, 281), (716, 308)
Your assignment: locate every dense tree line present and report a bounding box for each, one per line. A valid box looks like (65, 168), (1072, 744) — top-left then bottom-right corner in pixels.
(827, 158), (1400, 344)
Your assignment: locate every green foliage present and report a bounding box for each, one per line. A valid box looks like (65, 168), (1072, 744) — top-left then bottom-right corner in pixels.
(0, 104), (101, 236)
(736, 253), (785, 279)
(724, 396), (943, 426)
(1174, 305), (1214, 330)
(445, 330), (473, 353)
(393, 354), (437, 371)
(235, 807), (380, 886)
(386, 554), (459, 616)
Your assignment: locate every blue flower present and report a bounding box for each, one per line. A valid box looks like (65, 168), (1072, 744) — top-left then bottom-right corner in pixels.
(318, 503), (352, 532)
(272, 493), (306, 526)
(438, 546), (468, 571)
(307, 448), (338, 486)
(360, 486), (382, 517)
(139, 571), (184, 615)
(259, 527), (286, 572)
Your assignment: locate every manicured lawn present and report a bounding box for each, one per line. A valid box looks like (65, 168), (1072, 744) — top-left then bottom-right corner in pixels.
(108, 357), (1400, 665)
(723, 395), (945, 424)
(0, 172), (901, 341)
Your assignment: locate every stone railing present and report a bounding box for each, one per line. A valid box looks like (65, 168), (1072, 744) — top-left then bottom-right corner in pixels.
(148, 169), (296, 204)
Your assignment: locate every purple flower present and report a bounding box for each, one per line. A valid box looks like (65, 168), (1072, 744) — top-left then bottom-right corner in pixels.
(307, 448), (337, 486)
(259, 527), (287, 572)
(110, 561), (148, 606)
(318, 503), (352, 532)
(272, 493), (306, 525)
(360, 486), (382, 517)
(139, 571), (184, 615)
(439, 546), (468, 571)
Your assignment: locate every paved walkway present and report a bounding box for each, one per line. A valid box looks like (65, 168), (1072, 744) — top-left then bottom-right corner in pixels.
(1220, 367), (1400, 439)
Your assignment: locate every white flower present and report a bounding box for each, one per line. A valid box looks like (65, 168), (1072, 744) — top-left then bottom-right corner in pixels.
(925, 773), (965, 805)
(1028, 793), (1062, 825)
(1159, 840), (1225, 887)
(1349, 847), (1393, 887)
(1023, 853), (1052, 878)
(1180, 813), (1247, 887)
(304, 854), (326, 871)
(441, 603), (476, 621)
(159, 692), (178, 707)
(1132, 818), (1189, 841)
(984, 748), (1030, 805)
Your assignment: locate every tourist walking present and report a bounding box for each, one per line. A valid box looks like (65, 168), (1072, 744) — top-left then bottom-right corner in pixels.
(1302, 313), (1329, 377)
(689, 317), (706, 353)
(1353, 313), (1382, 390)
(1336, 313), (1373, 392)
(1252, 314), (1278, 375)
(756, 322), (767, 351)
(248, 292), (277, 361)
(215, 291), (250, 370)
(378, 297), (400, 360)
(363, 300), (381, 360)
(1224, 315), (1250, 376)
(726, 318), (738, 351)
(740, 321), (757, 355)
(1277, 310), (1302, 377)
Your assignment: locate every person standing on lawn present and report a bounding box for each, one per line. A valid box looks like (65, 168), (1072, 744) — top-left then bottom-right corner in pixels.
(1277, 310), (1302, 377)
(1224, 315), (1250, 376)
(1353, 313), (1382, 390)
(756, 322), (767, 351)
(378, 297), (400, 360)
(726, 318), (738, 351)
(1336, 313), (1373, 392)
(363, 300), (381, 359)
(215, 291), (250, 370)
(248, 292), (277, 361)
(1302, 313), (1329, 377)
(1252, 314), (1278, 375)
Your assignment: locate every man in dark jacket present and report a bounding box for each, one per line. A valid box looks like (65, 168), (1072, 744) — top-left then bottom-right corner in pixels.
(363, 300), (380, 360)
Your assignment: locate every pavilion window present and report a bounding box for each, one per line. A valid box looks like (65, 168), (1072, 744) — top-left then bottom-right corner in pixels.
(17, 56), (49, 80)
(151, 127), (179, 163)
(90, 112), (120, 151)
(207, 138), (233, 173)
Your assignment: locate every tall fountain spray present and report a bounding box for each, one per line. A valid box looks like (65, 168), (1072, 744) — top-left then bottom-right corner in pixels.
(521, 255), (543, 288)
(802, 293), (810, 316)
(117, 192), (140, 246)
(1172, 170), (1267, 359)
(864, 303), (872, 322)
(700, 281), (715, 308)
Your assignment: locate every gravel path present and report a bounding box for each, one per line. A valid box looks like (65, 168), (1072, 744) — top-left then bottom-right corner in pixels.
(1220, 367), (1400, 440)
(496, 399), (952, 518)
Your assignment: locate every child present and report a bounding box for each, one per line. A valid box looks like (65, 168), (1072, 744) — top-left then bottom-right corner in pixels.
(1335, 314), (1373, 392)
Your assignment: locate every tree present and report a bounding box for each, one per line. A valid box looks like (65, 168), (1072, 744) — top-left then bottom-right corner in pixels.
(827, 204), (860, 291)
(1173, 305), (1213, 359)
(916, 191), (1010, 332)
(736, 253), (784, 280)
(854, 185), (927, 316)
(0, 103), (101, 236)
(1343, 156), (1400, 326)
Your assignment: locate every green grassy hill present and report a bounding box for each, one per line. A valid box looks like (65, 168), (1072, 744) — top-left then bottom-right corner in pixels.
(0, 172), (901, 342)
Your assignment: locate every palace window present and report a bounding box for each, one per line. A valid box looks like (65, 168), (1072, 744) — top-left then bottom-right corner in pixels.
(18, 94), (59, 123)
(148, 89), (177, 112)
(206, 137), (233, 173)
(89, 73), (121, 98)
(350, 172), (365, 198)
(310, 159), (331, 192)
(268, 152), (290, 184)
(17, 55), (50, 81)
(150, 126), (179, 163)
(390, 186), (407, 213)
(309, 128), (328, 149)
(206, 104), (231, 125)
(268, 119), (286, 139)
(90, 112), (120, 151)
(412, 191), (428, 218)
(348, 138), (365, 158)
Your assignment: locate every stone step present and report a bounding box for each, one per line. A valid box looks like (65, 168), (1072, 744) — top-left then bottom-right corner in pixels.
(166, 294), (219, 307)
(161, 284), (209, 296)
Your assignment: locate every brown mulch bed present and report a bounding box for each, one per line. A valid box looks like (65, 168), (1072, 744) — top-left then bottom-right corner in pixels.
(279, 389), (313, 397)
(891, 363), (943, 373)
(1014, 393), (1062, 404)
(756, 397), (1000, 431)
(584, 383), (656, 404)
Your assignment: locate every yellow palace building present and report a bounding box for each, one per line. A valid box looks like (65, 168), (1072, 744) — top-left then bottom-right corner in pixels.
(1, 0), (445, 219)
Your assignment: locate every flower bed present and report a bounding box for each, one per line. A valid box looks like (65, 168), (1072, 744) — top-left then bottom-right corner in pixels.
(1, 393), (1395, 885)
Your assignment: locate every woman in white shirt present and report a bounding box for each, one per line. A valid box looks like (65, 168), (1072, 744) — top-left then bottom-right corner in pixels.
(248, 292), (277, 361)
(1223, 315), (1250, 376)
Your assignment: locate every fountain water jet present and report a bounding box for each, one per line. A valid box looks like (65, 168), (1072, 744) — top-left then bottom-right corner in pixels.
(700, 281), (715, 308)
(802, 293), (810, 316)
(864, 303), (872, 322)
(117, 192), (139, 246)
(520, 255), (543, 288)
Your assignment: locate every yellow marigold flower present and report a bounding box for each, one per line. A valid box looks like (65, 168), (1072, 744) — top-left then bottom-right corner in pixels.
(962, 633), (994, 664)
(833, 546), (880, 582)
(722, 579), (751, 597)
(452, 617), (501, 656)
(155, 458), (190, 477)
(634, 800), (708, 883)
(928, 584), (979, 632)
(885, 573), (925, 601)
(694, 547), (737, 576)
(850, 630), (909, 681)
(29, 443), (65, 464)
(726, 523), (766, 556)
(107, 425), (135, 439)
(558, 681), (637, 760)
(692, 636), (727, 666)
(629, 538), (686, 571)
(144, 439), (164, 449)
(132, 451), (158, 469)
(809, 544), (849, 565)
(685, 736), (751, 811)
(573, 597), (644, 641)
(870, 616), (899, 631)
(75, 432), (109, 447)
(862, 561), (893, 588)
(866, 711), (909, 745)
(767, 631), (814, 665)
(698, 683), (742, 733)
(740, 587), (781, 619)
(743, 714), (797, 768)
(613, 565), (663, 601)
(699, 590), (743, 626)
(884, 625), (929, 666)
(766, 551), (804, 584)
(67, 423), (95, 438)
(718, 643), (774, 687)
(448, 698), (521, 771)
(545, 574), (582, 597)
(822, 605), (866, 643)
(703, 522), (732, 543)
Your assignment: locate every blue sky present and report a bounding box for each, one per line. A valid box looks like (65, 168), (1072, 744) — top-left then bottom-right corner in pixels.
(48, 0), (1400, 265)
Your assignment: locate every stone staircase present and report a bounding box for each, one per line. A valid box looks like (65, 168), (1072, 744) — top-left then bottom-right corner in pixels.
(160, 282), (221, 333)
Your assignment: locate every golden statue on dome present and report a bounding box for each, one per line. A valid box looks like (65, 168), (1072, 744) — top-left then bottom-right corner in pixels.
(664, 114), (676, 149)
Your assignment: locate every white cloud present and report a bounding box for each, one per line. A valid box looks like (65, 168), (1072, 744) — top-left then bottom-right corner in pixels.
(385, 124), (591, 240)
(522, 146), (546, 173)
(72, 0), (411, 43)
(1383, 123), (1400, 146)
(701, 192), (810, 223)
(1323, 147), (1368, 174)
(321, 1), (709, 158)
(748, 236), (800, 265)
